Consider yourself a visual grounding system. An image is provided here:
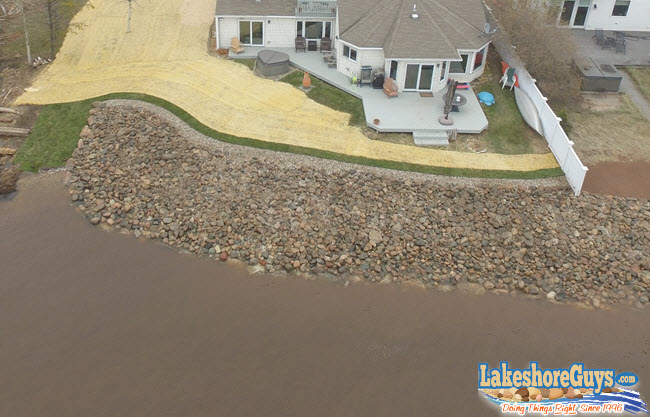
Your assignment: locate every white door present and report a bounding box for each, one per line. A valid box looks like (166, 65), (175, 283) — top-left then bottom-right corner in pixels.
(559, 0), (591, 27)
(404, 64), (435, 92)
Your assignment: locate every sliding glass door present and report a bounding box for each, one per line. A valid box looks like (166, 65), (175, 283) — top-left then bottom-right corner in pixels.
(559, 0), (590, 27)
(404, 64), (435, 91)
(296, 21), (332, 39)
(239, 21), (263, 46)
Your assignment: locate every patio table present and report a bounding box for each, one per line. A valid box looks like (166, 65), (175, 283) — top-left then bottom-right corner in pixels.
(443, 93), (467, 112)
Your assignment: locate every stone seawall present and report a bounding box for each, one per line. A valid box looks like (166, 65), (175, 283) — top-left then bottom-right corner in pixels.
(67, 101), (650, 308)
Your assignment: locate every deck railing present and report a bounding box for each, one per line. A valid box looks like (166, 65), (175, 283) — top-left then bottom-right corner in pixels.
(296, 0), (337, 18)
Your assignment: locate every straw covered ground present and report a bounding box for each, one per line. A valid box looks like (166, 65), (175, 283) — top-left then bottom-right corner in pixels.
(14, 0), (559, 172)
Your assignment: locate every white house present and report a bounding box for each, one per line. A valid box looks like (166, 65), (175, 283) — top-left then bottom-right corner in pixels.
(558, 0), (650, 31)
(215, 0), (491, 94)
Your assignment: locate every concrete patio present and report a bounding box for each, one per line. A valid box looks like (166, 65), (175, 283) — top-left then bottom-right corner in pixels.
(231, 47), (488, 145)
(569, 29), (650, 122)
(569, 29), (650, 66)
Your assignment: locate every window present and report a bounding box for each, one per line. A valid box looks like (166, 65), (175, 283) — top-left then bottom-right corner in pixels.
(449, 54), (469, 74)
(240, 20), (263, 45)
(297, 21), (331, 39)
(343, 45), (357, 61)
(324, 22), (332, 39)
(404, 64), (435, 91)
(305, 21), (323, 39)
(390, 60), (399, 80)
(612, 0), (630, 16)
(240, 21), (251, 44)
(473, 46), (487, 72)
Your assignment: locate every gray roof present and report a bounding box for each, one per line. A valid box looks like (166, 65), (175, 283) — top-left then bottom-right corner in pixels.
(216, 0), (296, 17)
(216, 0), (489, 60)
(339, 0), (489, 60)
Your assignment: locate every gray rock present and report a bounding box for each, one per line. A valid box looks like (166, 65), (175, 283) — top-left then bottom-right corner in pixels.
(66, 103), (650, 310)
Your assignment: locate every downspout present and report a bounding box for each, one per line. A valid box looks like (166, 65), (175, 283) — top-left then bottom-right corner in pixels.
(215, 16), (220, 50)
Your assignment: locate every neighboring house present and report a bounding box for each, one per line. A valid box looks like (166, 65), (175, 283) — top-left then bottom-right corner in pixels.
(215, 0), (491, 94)
(557, 0), (650, 31)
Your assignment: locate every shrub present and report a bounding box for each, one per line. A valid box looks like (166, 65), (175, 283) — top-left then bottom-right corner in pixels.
(488, 0), (582, 107)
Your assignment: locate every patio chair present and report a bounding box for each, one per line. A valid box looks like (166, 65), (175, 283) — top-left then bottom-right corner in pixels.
(323, 54), (336, 68)
(500, 67), (517, 90)
(295, 36), (306, 53)
(593, 29), (607, 46)
(615, 38), (626, 54)
(320, 37), (332, 52)
(383, 77), (398, 98)
(230, 37), (244, 54)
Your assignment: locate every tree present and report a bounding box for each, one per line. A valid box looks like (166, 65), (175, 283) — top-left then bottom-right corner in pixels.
(488, 0), (581, 107)
(18, 0), (32, 64)
(42, 0), (89, 57)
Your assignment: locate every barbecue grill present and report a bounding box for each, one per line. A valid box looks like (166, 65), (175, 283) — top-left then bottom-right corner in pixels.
(360, 66), (373, 86)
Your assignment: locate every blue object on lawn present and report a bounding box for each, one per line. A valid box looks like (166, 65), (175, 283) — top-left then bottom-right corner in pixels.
(478, 91), (495, 106)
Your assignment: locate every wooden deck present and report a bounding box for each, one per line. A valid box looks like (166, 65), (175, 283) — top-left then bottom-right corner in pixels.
(230, 47), (488, 143)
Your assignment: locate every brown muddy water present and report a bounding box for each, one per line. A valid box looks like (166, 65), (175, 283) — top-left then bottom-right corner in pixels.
(1, 172), (649, 417)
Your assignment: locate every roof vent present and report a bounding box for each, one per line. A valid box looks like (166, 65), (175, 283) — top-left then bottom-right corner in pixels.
(411, 4), (419, 20)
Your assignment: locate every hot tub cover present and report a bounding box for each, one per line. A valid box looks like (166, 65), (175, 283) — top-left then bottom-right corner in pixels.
(257, 50), (289, 66)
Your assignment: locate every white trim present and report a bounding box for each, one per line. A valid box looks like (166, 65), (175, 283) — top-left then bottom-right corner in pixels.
(557, 0), (592, 27)
(391, 57), (456, 63)
(238, 19), (265, 46)
(296, 19), (334, 40)
(215, 16), (220, 50)
(448, 51), (472, 75)
(342, 43), (357, 62)
(217, 15), (296, 19)
(403, 63), (436, 92)
(610, 0), (631, 16)
(470, 45), (489, 74)
(337, 39), (383, 51)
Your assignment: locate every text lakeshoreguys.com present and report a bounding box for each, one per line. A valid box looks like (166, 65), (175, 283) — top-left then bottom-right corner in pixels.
(478, 362), (647, 415)
(479, 363), (615, 394)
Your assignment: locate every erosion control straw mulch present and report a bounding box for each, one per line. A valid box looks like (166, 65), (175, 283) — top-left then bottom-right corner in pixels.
(15, 0), (559, 172)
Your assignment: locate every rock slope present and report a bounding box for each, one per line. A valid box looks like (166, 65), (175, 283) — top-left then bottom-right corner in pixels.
(67, 102), (650, 308)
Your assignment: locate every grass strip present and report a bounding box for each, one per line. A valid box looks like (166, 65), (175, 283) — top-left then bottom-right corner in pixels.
(625, 67), (650, 104)
(15, 93), (563, 179)
(280, 71), (365, 127)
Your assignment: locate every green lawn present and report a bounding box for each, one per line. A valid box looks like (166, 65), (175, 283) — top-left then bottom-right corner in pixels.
(280, 69), (545, 155)
(626, 67), (650, 103)
(14, 99), (96, 171)
(280, 71), (365, 127)
(236, 59), (256, 71)
(470, 80), (546, 154)
(15, 93), (562, 179)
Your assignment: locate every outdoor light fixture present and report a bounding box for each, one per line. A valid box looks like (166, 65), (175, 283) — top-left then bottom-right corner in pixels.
(593, 4), (597, 9)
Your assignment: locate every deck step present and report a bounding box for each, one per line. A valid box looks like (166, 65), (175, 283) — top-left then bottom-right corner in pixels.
(412, 130), (449, 146)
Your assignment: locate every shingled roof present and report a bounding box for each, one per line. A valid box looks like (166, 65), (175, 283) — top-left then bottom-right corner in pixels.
(215, 0), (489, 60)
(338, 0), (489, 60)
(216, 0), (296, 17)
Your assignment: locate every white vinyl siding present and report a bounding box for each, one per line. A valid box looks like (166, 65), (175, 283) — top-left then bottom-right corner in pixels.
(217, 17), (303, 48)
(575, 0), (650, 31)
(336, 44), (385, 79)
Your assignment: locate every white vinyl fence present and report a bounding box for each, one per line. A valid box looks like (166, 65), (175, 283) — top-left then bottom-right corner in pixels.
(485, 5), (589, 196)
(515, 68), (589, 196)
